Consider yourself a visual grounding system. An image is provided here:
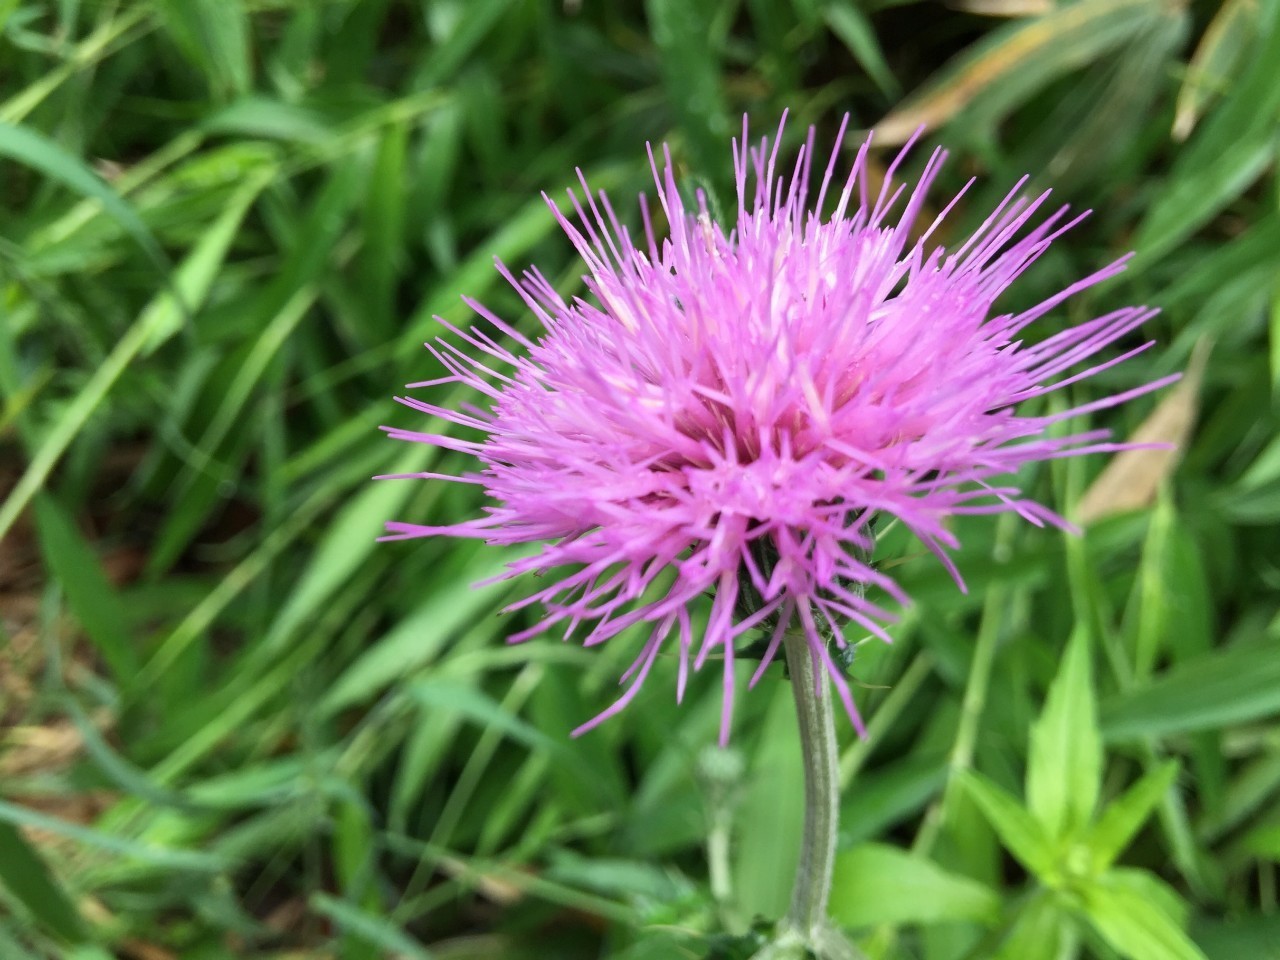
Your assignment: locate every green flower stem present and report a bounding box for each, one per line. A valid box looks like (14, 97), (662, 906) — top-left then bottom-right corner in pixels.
(781, 625), (841, 938)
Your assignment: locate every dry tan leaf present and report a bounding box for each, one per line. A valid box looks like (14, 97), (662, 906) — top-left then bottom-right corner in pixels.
(1172, 0), (1258, 141)
(119, 939), (179, 960)
(438, 853), (526, 905)
(874, 0), (1159, 145)
(952, 0), (1054, 16)
(1076, 339), (1209, 524)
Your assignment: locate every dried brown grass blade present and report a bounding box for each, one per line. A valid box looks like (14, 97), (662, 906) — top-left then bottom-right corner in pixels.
(1076, 339), (1210, 524)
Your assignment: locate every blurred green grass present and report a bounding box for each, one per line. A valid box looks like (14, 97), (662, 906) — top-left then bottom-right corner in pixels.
(1, 1), (1279, 958)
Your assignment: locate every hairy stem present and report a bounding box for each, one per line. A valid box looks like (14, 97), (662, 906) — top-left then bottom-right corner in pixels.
(782, 625), (840, 936)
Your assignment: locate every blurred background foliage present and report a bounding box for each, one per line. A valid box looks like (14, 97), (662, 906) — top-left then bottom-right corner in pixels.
(1, 0), (1279, 958)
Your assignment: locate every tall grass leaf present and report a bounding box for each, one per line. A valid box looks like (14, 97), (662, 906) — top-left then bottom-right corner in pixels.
(0, 172), (267, 542)
(310, 893), (435, 960)
(360, 119), (409, 340)
(0, 8), (149, 124)
(825, 3), (902, 99)
(0, 120), (169, 271)
(137, 489), (328, 685)
(153, 0), (252, 99)
(319, 543), (523, 715)
(144, 162), (359, 575)
(33, 495), (139, 682)
(829, 843), (1000, 928)
(419, 0), (517, 87)
(1132, 6), (1280, 266)
(0, 821), (89, 943)
(148, 635), (323, 784)
(1026, 626), (1102, 840)
(408, 679), (559, 753)
(0, 801), (227, 873)
(646, 0), (732, 182)
(1100, 641), (1280, 740)
(193, 160), (360, 451)
(264, 447), (428, 653)
(1035, 6), (1188, 190)
(332, 796), (378, 926)
(873, 0), (1161, 143)
(1272, 280), (1280, 396)
(61, 697), (195, 812)
(202, 96), (333, 145)
(142, 168), (273, 353)
(1172, 0), (1259, 141)
(841, 751), (947, 845)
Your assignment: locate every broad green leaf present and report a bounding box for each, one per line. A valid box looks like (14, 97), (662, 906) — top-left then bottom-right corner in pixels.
(733, 680), (806, 922)
(0, 0), (21, 32)
(1237, 819), (1280, 860)
(959, 771), (1056, 879)
(1100, 641), (1280, 740)
(1082, 869), (1207, 960)
(0, 821), (88, 943)
(992, 891), (1075, 960)
(1086, 761), (1178, 871)
(829, 843), (1000, 928)
(1027, 626), (1102, 840)
(1192, 914), (1280, 960)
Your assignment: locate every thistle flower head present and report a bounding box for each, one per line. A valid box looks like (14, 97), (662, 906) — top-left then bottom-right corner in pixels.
(383, 116), (1174, 744)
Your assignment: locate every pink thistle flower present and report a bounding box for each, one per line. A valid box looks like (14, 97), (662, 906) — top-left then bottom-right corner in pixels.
(382, 116), (1176, 745)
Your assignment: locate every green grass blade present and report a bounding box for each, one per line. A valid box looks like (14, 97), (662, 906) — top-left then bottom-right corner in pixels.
(0, 821), (89, 944)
